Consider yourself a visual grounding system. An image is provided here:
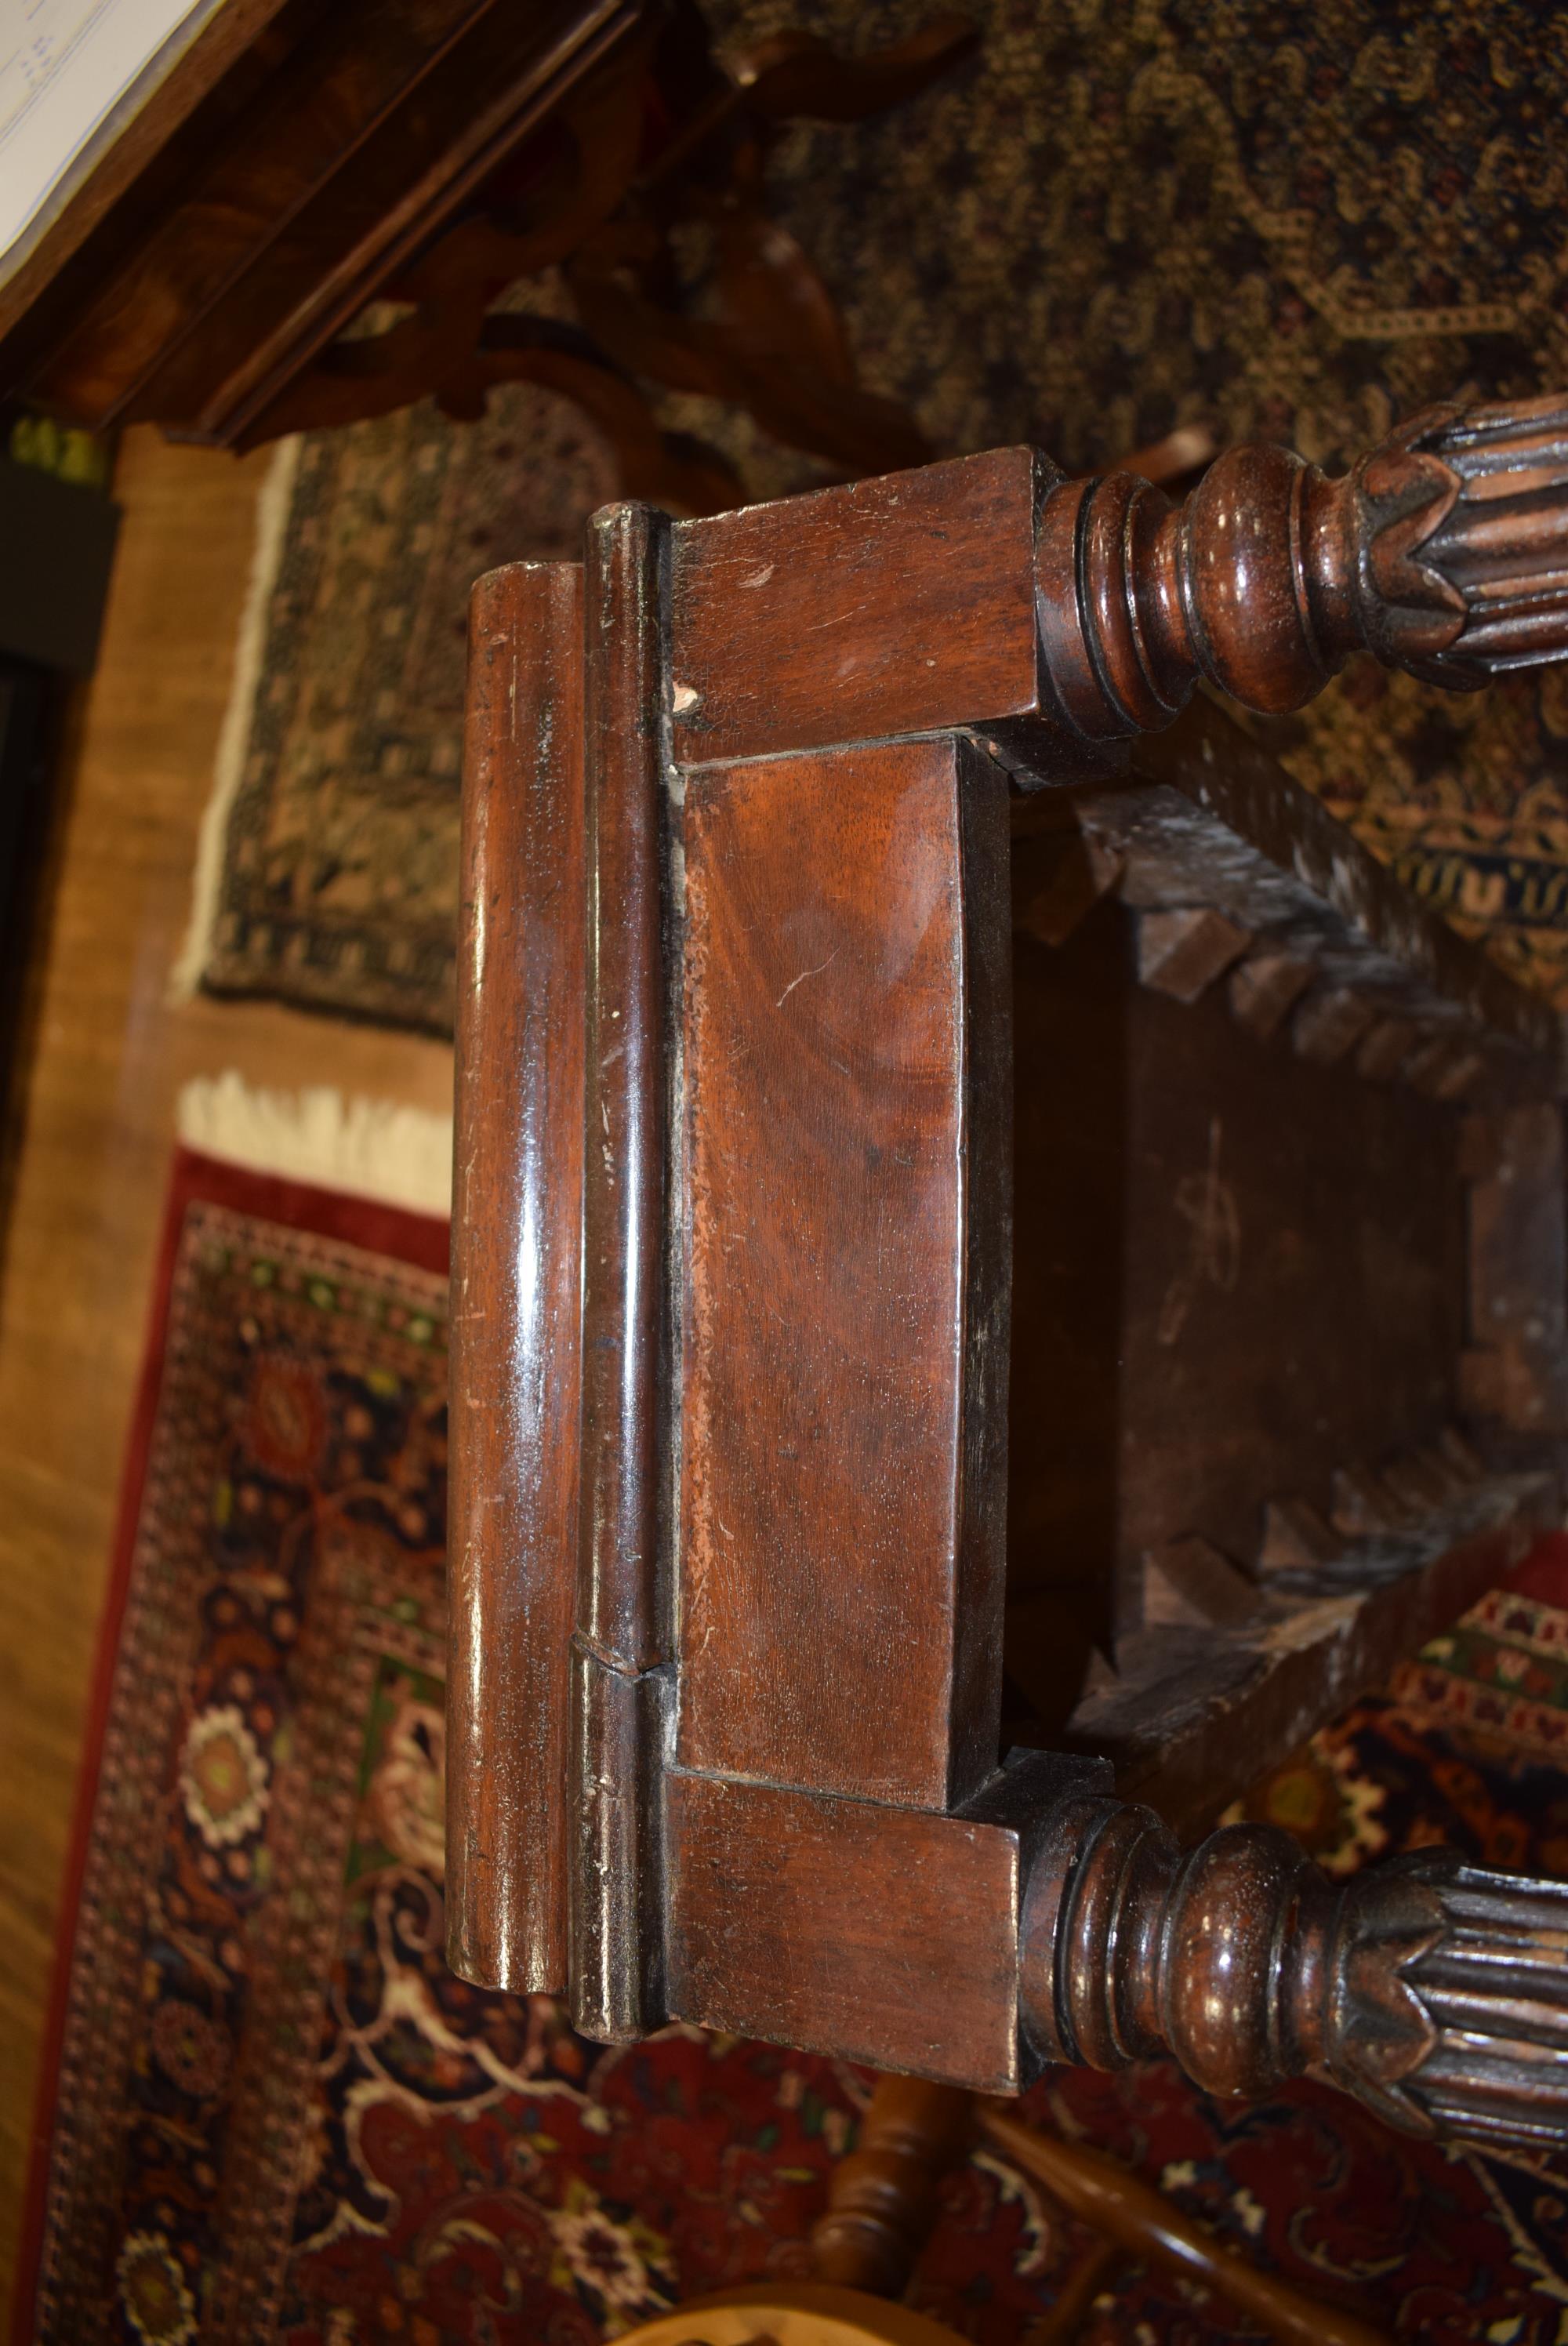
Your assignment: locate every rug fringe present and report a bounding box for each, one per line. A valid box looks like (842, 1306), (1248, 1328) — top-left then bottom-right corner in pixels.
(176, 1073), (452, 1216)
(169, 434), (303, 1003)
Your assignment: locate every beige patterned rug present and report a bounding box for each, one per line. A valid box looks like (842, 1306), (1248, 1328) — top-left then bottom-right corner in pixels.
(182, 0), (1568, 1033)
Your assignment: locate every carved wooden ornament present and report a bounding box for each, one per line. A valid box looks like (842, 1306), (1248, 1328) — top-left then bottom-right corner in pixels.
(1022, 1797), (1568, 2145)
(1036, 392), (1568, 737)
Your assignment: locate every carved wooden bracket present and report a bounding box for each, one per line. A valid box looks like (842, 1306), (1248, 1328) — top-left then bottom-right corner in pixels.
(1021, 1792), (1568, 2146)
(1038, 392), (1568, 738)
(238, 11), (978, 498)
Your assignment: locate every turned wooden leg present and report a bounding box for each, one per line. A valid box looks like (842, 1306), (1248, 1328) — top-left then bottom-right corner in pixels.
(1022, 1798), (1568, 2145)
(811, 2075), (974, 2297)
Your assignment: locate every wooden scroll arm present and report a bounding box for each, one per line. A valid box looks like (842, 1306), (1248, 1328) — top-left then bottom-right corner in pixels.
(1020, 1796), (1568, 2148)
(1039, 390), (1568, 738)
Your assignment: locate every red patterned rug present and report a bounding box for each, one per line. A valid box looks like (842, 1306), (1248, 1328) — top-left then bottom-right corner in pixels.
(12, 1151), (1568, 2344)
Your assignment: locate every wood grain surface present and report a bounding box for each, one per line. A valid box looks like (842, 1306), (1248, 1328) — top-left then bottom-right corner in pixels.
(442, 409), (1568, 2100)
(0, 0), (292, 336)
(147, 2), (637, 442)
(446, 557), (584, 1998)
(677, 733), (1011, 1810)
(667, 448), (1049, 768)
(663, 1767), (1027, 2089)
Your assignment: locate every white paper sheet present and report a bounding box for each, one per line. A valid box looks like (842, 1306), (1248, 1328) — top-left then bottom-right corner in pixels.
(0, 0), (216, 268)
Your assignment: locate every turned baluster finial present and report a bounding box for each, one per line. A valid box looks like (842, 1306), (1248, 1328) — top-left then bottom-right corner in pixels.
(1020, 1794), (1568, 2145)
(1038, 390), (1568, 739)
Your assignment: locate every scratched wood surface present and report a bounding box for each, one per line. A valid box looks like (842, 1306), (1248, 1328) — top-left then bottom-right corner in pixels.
(677, 732), (1011, 1811)
(442, 398), (1568, 2112)
(667, 448), (1051, 768)
(1006, 888), (1466, 1701)
(663, 1768), (1028, 2089)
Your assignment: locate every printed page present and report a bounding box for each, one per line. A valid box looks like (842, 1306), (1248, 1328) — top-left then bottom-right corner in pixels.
(0, 0), (216, 267)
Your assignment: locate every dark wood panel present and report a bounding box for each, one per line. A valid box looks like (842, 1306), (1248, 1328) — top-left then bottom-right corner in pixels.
(664, 1767), (1027, 2088)
(667, 448), (1048, 768)
(133, 4), (637, 440)
(1007, 888), (1468, 1660)
(1462, 1105), (1568, 1435)
(677, 733), (1010, 1809)
(25, 0), (498, 420)
(20, 0), (631, 438)
(439, 393), (1568, 2123)
(445, 558), (584, 1996)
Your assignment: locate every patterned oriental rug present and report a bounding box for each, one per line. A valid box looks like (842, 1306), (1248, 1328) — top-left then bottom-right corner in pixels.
(12, 1150), (1568, 2344)
(179, 0), (1568, 1036)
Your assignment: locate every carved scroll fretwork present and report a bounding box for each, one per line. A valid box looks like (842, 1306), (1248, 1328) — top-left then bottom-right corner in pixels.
(1037, 391), (1568, 738)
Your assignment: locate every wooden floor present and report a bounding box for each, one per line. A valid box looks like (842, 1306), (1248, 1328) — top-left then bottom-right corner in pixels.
(0, 429), (454, 2297)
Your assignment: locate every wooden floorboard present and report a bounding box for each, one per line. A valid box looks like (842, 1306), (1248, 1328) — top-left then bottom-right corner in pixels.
(0, 427), (454, 2296)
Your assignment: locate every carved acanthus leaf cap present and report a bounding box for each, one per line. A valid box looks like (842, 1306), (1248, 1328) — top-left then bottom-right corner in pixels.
(1335, 1850), (1568, 2147)
(1019, 1801), (1568, 2149)
(1036, 386), (1568, 739)
(1348, 390), (1568, 687)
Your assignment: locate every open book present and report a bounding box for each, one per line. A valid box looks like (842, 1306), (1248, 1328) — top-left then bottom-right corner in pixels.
(0, 0), (222, 280)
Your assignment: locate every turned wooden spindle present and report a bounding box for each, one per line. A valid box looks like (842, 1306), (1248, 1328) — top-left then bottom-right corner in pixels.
(1020, 1795), (1568, 2145)
(1039, 390), (1568, 737)
(811, 2075), (974, 2297)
